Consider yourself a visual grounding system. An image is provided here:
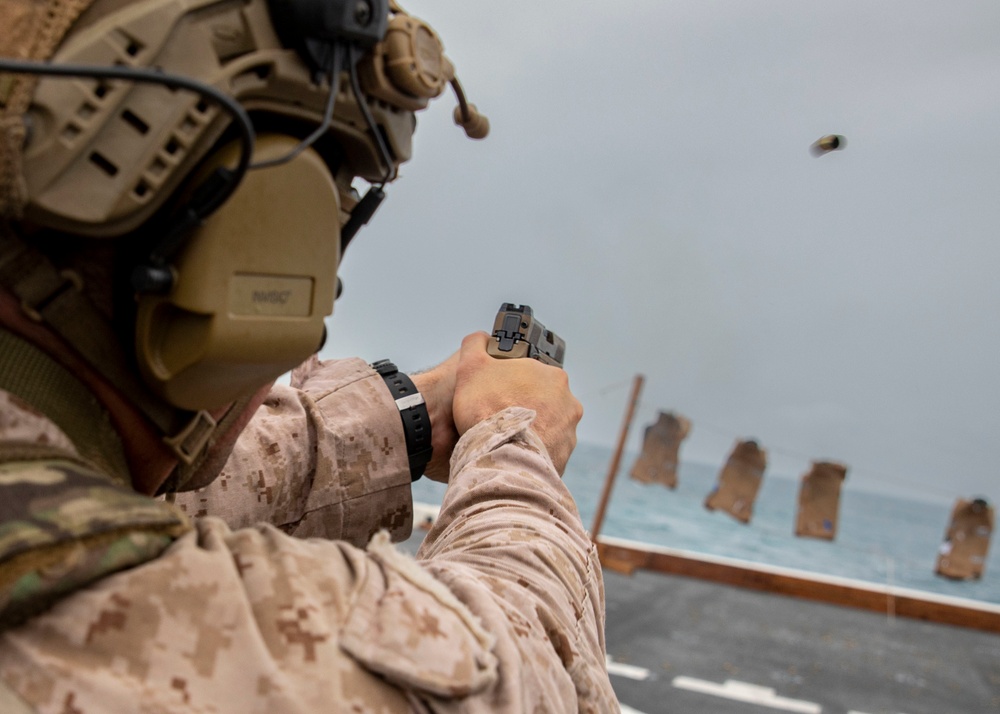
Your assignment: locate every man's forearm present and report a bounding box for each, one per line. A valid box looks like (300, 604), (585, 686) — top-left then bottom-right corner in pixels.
(416, 408), (616, 711)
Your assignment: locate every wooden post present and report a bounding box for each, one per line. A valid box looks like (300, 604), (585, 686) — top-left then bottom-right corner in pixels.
(590, 374), (645, 542)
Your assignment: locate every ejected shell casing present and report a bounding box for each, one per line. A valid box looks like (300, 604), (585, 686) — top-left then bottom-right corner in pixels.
(811, 134), (846, 156)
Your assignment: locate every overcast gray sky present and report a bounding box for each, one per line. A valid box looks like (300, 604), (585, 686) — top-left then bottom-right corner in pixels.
(322, 0), (1000, 504)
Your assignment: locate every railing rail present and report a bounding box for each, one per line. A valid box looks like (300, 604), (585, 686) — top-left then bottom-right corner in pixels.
(596, 535), (1000, 634)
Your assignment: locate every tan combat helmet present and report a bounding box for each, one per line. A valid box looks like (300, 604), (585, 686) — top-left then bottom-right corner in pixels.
(0, 0), (486, 486)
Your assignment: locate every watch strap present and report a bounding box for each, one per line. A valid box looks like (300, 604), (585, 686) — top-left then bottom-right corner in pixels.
(371, 359), (432, 481)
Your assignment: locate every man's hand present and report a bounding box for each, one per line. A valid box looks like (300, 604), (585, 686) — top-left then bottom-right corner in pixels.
(453, 332), (582, 475)
(410, 350), (460, 483)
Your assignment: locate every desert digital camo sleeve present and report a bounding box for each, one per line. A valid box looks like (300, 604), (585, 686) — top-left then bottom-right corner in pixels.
(172, 357), (414, 546)
(416, 407), (619, 712)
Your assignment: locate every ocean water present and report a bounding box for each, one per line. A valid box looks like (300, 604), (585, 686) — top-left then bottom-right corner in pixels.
(413, 441), (1000, 604)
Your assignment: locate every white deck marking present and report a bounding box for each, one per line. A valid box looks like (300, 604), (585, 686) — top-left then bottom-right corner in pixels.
(605, 656), (653, 680)
(672, 677), (821, 713)
(619, 705), (649, 714)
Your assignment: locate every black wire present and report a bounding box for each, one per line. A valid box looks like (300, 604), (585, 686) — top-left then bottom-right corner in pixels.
(0, 58), (255, 219)
(248, 45), (344, 170)
(347, 45), (394, 185)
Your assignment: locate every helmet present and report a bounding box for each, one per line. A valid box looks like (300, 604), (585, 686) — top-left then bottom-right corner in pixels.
(0, 0), (485, 414)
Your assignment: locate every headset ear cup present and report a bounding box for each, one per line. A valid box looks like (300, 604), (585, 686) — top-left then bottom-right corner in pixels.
(135, 135), (341, 410)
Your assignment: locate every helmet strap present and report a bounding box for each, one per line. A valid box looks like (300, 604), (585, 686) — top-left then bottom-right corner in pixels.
(0, 221), (223, 472)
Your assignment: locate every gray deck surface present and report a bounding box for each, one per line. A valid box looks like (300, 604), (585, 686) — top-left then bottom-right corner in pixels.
(401, 531), (1000, 714)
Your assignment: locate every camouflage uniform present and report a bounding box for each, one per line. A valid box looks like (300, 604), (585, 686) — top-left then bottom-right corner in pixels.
(171, 356), (416, 547)
(0, 355), (619, 712)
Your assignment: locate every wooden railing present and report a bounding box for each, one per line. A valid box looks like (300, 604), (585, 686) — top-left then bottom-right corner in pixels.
(597, 535), (1000, 634)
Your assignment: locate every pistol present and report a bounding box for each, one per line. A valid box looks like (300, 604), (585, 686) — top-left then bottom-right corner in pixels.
(487, 303), (566, 368)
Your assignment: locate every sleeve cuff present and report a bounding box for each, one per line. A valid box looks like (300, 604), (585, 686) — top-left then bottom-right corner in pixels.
(449, 407), (552, 476)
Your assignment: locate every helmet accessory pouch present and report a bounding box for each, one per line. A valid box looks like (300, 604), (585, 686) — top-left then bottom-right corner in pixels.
(135, 134), (340, 410)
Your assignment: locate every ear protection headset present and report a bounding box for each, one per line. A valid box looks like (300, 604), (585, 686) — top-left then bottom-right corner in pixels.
(134, 133), (342, 409)
(0, 0), (487, 412)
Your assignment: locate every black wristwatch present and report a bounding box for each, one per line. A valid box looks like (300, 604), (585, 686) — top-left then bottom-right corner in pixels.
(371, 359), (433, 481)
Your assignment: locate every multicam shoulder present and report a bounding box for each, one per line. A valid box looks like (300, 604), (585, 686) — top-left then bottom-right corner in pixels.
(0, 444), (190, 630)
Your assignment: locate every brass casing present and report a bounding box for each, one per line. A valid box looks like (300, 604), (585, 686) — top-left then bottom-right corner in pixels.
(135, 135), (339, 410)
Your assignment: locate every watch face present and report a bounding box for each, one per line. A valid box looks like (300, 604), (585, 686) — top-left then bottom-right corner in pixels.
(372, 359), (397, 375)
